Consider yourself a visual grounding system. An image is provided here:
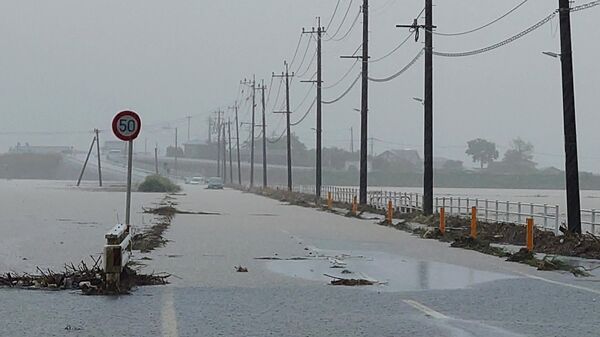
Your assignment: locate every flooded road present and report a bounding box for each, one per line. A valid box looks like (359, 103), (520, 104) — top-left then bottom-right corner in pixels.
(1, 180), (599, 336)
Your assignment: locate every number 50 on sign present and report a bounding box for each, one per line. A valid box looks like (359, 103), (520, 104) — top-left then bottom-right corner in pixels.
(112, 110), (141, 141)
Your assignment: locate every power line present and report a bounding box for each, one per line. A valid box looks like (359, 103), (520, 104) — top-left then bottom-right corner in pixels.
(571, 0), (600, 12)
(288, 34), (305, 68)
(325, 0), (343, 29)
(293, 35), (313, 73)
(291, 98), (317, 126)
(322, 72), (361, 105)
(292, 83), (315, 112)
(433, 11), (557, 58)
(328, 10), (361, 42)
(324, 59), (359, 89)
(296, 44), (317, 78)
(431, 0), (530, 37)
(369, 32), (414, 63)
(325, 0), (354, 41)
(368, 48), (424, 82)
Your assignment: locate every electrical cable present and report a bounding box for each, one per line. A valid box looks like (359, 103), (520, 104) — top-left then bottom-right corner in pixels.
(288, 34), (304, 68)
(324, 59), (359, 89)
(325, 0), (354, 41)
(291, 98), (317, 126)
(325, 0), (343, 29)
(293, 35), (313, 73)
(431, 0), (530, 37)
(433, 11), (557, 58)
(369, 32), (415, 63)
(329, 10), (361, 42)
(322, 72), (361, 105)
(368, 49), (424, 82)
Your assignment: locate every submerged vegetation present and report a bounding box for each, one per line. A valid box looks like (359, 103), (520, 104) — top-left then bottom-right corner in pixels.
(138, 175), (181, 193)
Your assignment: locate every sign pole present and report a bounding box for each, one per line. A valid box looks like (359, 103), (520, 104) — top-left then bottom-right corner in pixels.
(125, 140), (133, 229)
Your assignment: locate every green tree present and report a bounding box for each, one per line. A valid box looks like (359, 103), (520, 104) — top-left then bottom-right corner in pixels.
(502, 138), (536, 168)
(465, 138), (499, 169)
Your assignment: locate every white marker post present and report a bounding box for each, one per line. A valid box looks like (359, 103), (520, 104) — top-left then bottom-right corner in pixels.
(112, 110), (142, 229)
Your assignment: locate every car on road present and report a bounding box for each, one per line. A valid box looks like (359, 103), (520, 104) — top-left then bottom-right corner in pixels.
(206, 177), (224, 189)
(189, 176), (205, 185)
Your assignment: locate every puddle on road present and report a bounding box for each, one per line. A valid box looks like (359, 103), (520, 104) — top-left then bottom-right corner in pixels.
(265, 248), (519, 292)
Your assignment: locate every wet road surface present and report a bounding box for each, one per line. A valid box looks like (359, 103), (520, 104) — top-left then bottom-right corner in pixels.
(1, 181), (600, 336)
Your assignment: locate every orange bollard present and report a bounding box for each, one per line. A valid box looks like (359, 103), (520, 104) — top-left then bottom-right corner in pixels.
(470, 206), (477, 239)
(440, 207), (446, 234)
(327, 192), (333, 210)
(526, 218), (534, 252)
(352, 196), (358, 215)
(387, 200), (393, 224)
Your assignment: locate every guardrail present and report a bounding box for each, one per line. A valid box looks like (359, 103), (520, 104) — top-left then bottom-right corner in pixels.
(272, 185), (599, 234)
(103, 223), (132, 288)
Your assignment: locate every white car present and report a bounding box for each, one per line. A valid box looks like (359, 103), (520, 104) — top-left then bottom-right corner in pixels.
(189, 177), (204, 185)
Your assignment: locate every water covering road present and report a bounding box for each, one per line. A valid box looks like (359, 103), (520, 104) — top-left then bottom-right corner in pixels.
(1, 180), (599, 336)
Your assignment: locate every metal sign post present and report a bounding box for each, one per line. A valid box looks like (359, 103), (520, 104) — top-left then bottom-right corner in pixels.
(112, 110), (142, 229)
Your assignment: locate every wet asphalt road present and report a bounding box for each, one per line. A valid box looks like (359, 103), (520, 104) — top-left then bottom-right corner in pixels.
(1, 183), (600, 336)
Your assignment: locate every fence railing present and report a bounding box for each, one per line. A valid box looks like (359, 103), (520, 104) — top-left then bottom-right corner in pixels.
(272, 185), (599, 234)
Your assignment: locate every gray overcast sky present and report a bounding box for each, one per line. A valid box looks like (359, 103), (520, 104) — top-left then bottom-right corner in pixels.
(0, 0), (598, 172)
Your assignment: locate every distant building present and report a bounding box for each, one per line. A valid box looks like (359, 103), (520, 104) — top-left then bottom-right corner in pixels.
(103, 141), (126, 154)
(9, 143), (73, 155)
(183, 139), (217, 159)
(373, 149), (421, 172)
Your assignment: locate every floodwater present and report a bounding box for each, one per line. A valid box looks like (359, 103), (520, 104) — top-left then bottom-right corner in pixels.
(266, 247), (518, 292)
(370, 187), (600, 212)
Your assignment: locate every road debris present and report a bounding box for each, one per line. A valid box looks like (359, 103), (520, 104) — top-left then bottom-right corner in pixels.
(235, 266), (248, 272)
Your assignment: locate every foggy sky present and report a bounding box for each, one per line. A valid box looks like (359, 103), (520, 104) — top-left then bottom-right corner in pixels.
(0, 1), (598, 172)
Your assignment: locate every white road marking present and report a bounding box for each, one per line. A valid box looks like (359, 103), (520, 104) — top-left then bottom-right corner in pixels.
(403, 299), (449, 320)
(518, 271), (600, 295)
(161, 287), (179, 337)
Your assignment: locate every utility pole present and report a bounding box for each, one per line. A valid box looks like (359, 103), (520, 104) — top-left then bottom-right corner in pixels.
(369, 137), (375, 159)
(273, 61), (294, 191)
(186, 116), (191, 142)
(228, 118), (234, 184)
(154, 144), (159, 175)
(397, 0), (435, 215)
(229, 103), (242, 185)
(214, 110), (223, 177)
(259, 80), (268, 188)
(76, 135), (96, 187)
(241, 77), (257, 187)
(174, 127), (178, 177)
(222, 123), (227, 181)
(207, 116), (212, 143)
(95, 128), (102, 187)
(558, 0), (581, 233)
(301, 18), (325, 200)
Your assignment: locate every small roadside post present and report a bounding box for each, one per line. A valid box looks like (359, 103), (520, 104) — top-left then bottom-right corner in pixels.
(105, 110), (141, 289)
(112, 110), (142, 229)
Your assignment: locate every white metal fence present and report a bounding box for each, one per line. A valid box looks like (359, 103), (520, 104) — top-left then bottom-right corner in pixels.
(272, 185), (599, 234)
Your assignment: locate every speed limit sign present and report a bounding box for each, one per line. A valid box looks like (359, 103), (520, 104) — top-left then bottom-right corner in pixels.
(112, 110), (141, 141)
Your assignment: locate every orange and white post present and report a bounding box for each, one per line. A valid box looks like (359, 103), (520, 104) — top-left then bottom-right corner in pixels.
(526, 218), (534, 252)
(387, 200), (393, 224)
(352, 196), (358, 215)
(440, 207), (446, 234)
(470, 206), (478, 239)
(327, 192), (333, 210)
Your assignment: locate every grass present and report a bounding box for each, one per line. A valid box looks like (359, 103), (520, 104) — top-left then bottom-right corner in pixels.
(138, 175), (181, 193)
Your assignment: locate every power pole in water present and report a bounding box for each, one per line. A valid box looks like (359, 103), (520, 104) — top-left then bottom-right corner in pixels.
(222, 123), (227, 181)
(350, 127), (354, 154)
(174, 128), (178, 177)
(95, 129), (102, 187)
(258, 80), (268, 188)
(154, 145), (159, 175)
(229, 103), (242, 185)
(228, 118), (234, 184)
(186, 116), (191, 142)
(214, 110), (224, 177)
(241, 77), (257, 187)
(301, 18), (325, 200)
(273, 61), (295, 191)
(76, 134), (96, 186)
(558, 0), (581, 233)
(397, 0), (435, 215)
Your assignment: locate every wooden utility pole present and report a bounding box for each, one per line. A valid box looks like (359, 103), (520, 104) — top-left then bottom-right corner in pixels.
(222, 123), (227, 181)
(259, 80), (268, 188)
(95, 128), (102, 187)
(241, 77), (257, 187)
(214, 110), (223, 177)
(273, 61), (294, 191)
(154, 145), (159, 175)
(76, 135), (96, 187)
(229, 103), (242, 185)
(359, 0), (369, 205)
(350, 127), (354, 153)
(397, 0), (436, 214)
(559, 0), (581, 233)
(174, 127), (178, 177)
(186, 116), (191, 142)
(301, 18), (325, 200)
(228, 118), (234, 184)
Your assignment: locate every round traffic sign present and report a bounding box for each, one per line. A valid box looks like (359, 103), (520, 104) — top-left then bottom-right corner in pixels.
(112, 110), (141, 141)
